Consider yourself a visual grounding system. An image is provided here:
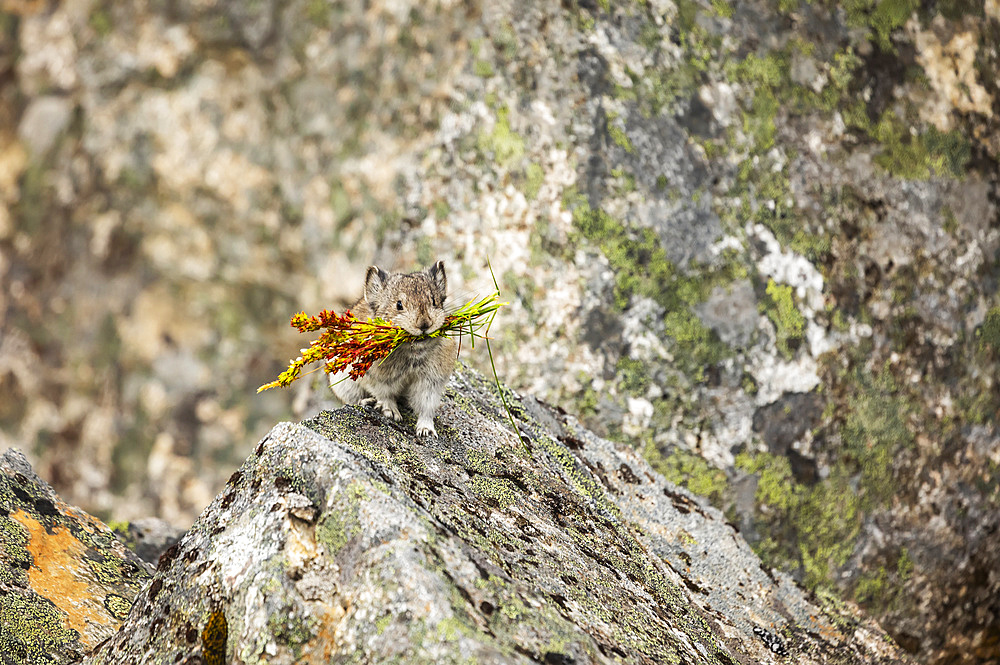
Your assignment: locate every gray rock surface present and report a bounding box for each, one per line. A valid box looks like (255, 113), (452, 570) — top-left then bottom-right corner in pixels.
(85, 365), (910, 664)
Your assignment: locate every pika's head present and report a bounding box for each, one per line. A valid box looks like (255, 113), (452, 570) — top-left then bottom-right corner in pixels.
(364, 261), (448, 336)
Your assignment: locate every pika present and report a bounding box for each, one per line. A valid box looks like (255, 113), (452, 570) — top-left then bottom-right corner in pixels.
(330, 261), (457, 437)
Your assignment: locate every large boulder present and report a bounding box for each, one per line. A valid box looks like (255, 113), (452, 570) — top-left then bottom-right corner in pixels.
(85, 365), (909, 664)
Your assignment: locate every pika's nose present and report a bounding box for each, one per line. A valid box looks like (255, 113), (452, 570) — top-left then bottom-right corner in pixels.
(419, 321), (431, 333)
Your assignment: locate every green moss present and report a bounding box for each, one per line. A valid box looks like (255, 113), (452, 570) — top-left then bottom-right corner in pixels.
(617, 357), (651, 396)
(736, 452), (862, 589)
(617, 10), (719, 118)
(854, 566), (889, 607)
(788, 227), (832, 263)
(843, 0), (918, 51)
(645, 442), (728, 503)
(730, 53), (787, 151)
(709, 0), (733, 18)
(763, 279), (806, 358)
(844, 106), (972, 179)
(841, 365), (915, 501)
(854, 546), (915, 612)
(375, 613), (393, 635)
(605, 111), (635, 153)
(523, 163), (544, 200)
(473, 60), (495, 77)
(88, 8), (113, 37)
(609, 166), (637, 193)
(478, 107), (525, 167)
(977, 307), (1000, 352)
(565, 189), (732, 374)
(736, 450), (800, 512)
(897, 546), (913, 580)
(796, 471), (862, 588)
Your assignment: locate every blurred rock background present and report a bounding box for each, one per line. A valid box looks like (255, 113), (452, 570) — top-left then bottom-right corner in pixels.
(0, 0), (997, 663)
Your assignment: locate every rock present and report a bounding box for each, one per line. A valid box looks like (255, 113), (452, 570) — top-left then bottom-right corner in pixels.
(2, 1), (997, 663)
(17, 96), (73, 157)
(84, 365), (909, 664)
(112, 517), (186, 566)
(0, 449), (151, 664)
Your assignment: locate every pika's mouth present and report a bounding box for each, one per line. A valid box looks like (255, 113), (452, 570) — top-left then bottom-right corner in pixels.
(405, 328), (437, 339)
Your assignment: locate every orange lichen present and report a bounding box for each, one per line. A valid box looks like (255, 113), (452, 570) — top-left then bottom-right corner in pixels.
(10, 509), (113, 646)
(202, 609), (228, 665)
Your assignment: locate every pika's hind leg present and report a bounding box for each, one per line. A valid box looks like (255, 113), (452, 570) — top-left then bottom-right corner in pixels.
(361, 381), (403, 422)
(330, 371), (367, 405)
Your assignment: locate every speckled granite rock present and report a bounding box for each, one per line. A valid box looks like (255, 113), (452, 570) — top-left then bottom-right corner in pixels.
(0, 448), (151, 664)
(84, 365), (909, 664)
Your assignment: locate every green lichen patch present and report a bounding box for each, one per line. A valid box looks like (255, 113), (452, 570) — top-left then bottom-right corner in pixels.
(466, 476), (518, 511)
(977, 306), (1000, 353)
(643, 441), (728, 504)
(605, 110), (635, 153)
(268, 609), (315, 656)
(0, 514), (31, 587)
(840, 365), (916, 501)
(477, 106), (525, 167)
(103, 594), (132, 620)
(762, 279), (806, 358)
(523, 162), (544, 201)
(0, 589), (81, 665)
(564, 188), (733, 374)
(736, 452), (862, 588)
(316, 484), (366, 558)
(842, 0), (919, 52)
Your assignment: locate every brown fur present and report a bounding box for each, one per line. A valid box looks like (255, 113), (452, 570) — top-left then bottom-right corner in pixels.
(330, 261), (457, 437)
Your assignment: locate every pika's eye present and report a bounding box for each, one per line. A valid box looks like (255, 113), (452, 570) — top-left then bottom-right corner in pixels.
(396, 300), (403, 311)
(431, 297), (437, 307)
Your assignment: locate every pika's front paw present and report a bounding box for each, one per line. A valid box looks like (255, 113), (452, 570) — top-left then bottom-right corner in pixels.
(415, 418), (437, 438)
(378, 401), (402, 422)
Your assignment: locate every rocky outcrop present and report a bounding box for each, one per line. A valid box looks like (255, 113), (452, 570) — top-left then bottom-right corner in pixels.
(81, 365), (908, 664)
(2, 1), (998, 663)
(0, 449), (150, 663)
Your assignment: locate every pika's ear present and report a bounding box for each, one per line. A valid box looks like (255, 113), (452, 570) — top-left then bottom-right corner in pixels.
(364, 265), (389, 303)
(427, 260), (447, 298)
